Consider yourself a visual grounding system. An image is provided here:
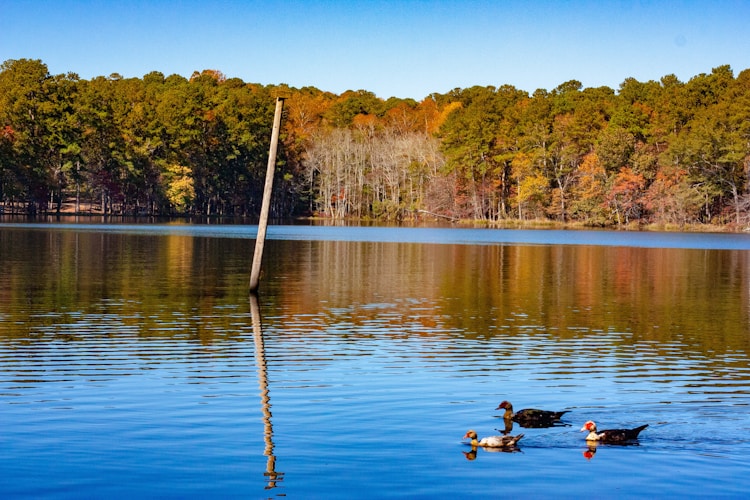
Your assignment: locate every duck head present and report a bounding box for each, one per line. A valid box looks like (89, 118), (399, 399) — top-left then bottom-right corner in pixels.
(496, 400), (512, 411)
(580, 420), (597, 433)
(463, 429), (482, 447)
(463, 430), (478, 440)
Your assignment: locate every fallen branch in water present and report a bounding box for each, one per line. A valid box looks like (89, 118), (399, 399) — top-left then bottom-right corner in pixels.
(417, 209), (458, 222)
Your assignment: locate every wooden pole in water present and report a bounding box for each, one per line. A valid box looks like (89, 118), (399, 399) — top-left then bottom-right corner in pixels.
(250, 96), (285, 294)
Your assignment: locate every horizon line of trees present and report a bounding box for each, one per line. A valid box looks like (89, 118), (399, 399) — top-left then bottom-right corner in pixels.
(1, 58), (749, 227)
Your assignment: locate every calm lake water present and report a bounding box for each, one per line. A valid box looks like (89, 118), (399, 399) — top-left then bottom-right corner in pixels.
(2, 221), (750, 498)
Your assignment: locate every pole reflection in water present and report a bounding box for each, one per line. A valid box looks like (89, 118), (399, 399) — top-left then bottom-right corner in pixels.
(250, 293), (284, 490)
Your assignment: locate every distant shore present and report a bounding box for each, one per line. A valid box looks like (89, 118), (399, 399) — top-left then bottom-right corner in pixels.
(2, 205), (747, 234)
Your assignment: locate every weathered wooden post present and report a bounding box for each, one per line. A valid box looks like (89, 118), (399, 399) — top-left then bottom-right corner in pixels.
(250, 96), (285, 294)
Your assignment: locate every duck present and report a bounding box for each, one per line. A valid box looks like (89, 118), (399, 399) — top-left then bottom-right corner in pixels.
(496, 400), (569, 427)
(580, 420), (648, 443)
(463, 429), (524, 448)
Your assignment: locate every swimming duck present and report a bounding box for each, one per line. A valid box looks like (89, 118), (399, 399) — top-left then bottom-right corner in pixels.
(463, 429), (524, 448)
(580, 420), (648, 443)
(496, 400), (569, 427)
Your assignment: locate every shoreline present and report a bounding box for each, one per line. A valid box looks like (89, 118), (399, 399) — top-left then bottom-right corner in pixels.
(1, 209), (747, 233)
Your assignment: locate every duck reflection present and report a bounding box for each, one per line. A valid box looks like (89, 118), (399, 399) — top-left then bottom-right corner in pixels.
(583, 443), (598, 460)
(498, 418), (514, 435)
(497, 416), (561, 436)
(463, 448), (478, 461)
(462, 445), (522, 461)
(581, 440), (642, 461)
(250, 293), (284, 490)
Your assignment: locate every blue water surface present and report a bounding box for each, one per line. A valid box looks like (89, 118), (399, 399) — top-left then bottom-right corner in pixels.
(1, 223), (749, 498)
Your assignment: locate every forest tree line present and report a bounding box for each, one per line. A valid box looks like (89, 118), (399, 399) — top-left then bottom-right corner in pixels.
(1, 58), (749, 227)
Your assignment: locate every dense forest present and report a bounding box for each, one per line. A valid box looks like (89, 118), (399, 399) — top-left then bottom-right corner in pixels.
(1, 58), (749, 228)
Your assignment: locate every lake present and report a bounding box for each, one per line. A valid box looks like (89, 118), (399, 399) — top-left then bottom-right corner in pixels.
(1, 220), (750, 498)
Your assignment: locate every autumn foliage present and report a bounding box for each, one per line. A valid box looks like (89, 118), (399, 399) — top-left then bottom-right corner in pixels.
(1, 58), (749, 228)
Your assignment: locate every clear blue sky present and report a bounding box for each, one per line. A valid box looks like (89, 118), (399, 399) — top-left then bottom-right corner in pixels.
(2, 0), (749, 99)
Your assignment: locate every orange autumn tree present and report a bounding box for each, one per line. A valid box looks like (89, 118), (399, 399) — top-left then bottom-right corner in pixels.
(606, 166), (646, 225)
(642, 164), (703, 226)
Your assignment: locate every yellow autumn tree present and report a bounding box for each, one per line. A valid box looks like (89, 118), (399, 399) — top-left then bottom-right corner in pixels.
(511, 151), (549, 220)
(165, 164), (195, 213)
